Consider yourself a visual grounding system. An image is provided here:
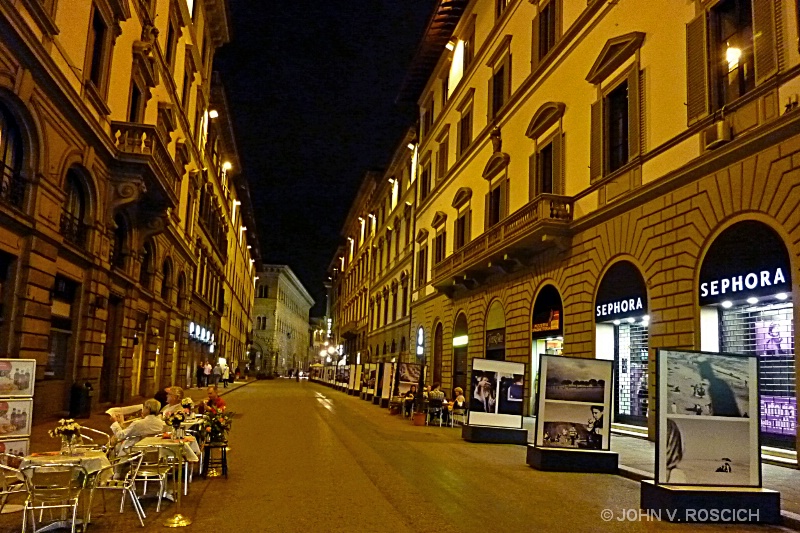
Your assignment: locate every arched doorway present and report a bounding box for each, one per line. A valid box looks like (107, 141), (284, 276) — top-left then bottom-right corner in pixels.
(698, 220), (795, 450)
(485, 300), (506, 361)
(452, 313), (468, 393)
(433, 322), (443, 387)
(531, 284), (564, 414)
(595, 260), (649, 426)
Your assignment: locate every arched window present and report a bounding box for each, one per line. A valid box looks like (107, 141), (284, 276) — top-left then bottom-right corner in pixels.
(176, 272), (187, 308)
(257, 284), (268, 298)
(0, 103), (24, 208)
(400, 337), (406, 353)
(110, 214), (128, 269)
(62, 169), (87, 247)
(161, 258), (173, 300)
(140, 240), (155, 288)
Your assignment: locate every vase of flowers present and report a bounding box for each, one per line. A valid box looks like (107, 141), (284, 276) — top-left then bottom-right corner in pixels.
(181, 397), (194, 416)
(49, 419), (81, 455)
(165, 411), (186, 440)
(202, 406), (233, 443)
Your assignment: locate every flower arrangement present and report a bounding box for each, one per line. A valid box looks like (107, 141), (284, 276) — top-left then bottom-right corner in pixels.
(49, 419), (81, 440)
(164, 410), (186, 430)
(202, 407), (233, 443)
(181, 397), (194, 413)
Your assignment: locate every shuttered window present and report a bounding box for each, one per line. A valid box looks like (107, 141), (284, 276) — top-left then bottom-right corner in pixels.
(590, 68), (640, 180)
(488, 55), (511, 120)
(485, 179), (507, 229)
(458, 107), (473, 157)
(529, 132), (564, 199)
(454, 209), (471, 250)
(532, 0), (562, 70)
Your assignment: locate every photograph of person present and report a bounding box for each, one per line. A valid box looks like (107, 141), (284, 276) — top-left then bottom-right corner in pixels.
(470, 371), (497, 413)
(543, 357), (609, 403)
(665, 352), (750, 417)
(539, 402), (606, 450)
(497, 373), (524, 416)
(659, 416), (753, 486)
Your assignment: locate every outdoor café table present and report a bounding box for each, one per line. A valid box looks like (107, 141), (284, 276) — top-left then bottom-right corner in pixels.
(132, 435), (199, 527)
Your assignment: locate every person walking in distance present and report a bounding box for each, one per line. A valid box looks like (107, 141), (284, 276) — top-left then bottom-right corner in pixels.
(204, 361), (212, 387)
(212, 362), (222, 387)
(222, 362), (230, 388)
(196, 362), (204, 389)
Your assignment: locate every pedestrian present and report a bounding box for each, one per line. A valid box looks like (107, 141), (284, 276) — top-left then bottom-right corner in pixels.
(212, 362), (222, 387)
(222, 363), (230, 388)
(235, 366), (241, 381)
(196, 362), (204, 389)
(204, 361), (212, 387)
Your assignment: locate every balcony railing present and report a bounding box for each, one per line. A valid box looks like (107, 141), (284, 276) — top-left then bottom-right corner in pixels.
(1, 172), (25, 209)
(60, 212), (88, 249)
(432, 194), (574, 285)
(111, 121), (181, 205)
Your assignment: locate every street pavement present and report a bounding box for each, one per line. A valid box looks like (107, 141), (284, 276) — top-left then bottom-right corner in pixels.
(0, 379), (796, 532)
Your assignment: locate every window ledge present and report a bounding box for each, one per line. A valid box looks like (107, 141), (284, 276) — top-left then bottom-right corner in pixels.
(84, 81), (111, 116)
(19, 0), (59, 37)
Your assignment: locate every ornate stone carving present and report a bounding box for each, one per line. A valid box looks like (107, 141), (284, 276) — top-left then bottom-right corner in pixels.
(108, 178), (146, 226)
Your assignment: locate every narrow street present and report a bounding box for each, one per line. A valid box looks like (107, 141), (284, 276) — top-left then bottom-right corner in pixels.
(5, 380), (779, 533)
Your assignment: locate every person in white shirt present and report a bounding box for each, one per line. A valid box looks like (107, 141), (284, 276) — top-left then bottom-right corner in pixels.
(222, 364), (230, 388)
(160, 386), (185, 417)
(109, 399), (165, 455)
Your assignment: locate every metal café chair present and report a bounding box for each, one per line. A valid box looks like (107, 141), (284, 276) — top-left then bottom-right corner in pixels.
(426, 399), (444, 427)
(77, 428), (112, 454)
(450, 406), (468, 427)
(0, 452), (26, 514)
(132, 446), (177, 513)
(85, 452), (145, 527)
(20, 463), (88, 533)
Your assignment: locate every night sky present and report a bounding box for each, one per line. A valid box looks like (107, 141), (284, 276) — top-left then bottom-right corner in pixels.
(216, 1), (435, 314)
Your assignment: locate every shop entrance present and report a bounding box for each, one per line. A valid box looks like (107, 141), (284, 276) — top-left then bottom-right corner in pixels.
(531, 284), (563, 414)
(452, 313), (468, 394)
(595, 260), (649, 427)
(485, 300), (506, 361)
(699, 220), (796, 450)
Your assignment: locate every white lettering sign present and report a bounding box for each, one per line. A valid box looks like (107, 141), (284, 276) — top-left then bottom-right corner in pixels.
(596, 297), (644, 318)
(700, 268), (786, 298)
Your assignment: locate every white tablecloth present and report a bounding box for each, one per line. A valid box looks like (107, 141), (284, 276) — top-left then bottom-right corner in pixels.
(133, 436), (200, 462)
(19, 450), (112, 481)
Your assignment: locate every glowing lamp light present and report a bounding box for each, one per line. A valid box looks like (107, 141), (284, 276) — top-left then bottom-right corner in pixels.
(721, 301), (733, 309)
(726, 46), (742, 70)
(223, 161), (232, 171)
(452, 335), (468, 347)
(627, 317), (636, 323)
(208, 109), (219, 119)
(776, 293), (788, 300)
(407, 143), (415, 151)
(746, 297), (759, 305)
(613, 320), (621, 326)
(445, 39), (455, 51)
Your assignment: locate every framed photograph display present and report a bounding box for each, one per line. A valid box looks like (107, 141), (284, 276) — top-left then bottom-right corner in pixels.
(347, 364), (357, 391)
(535, 355), (613, 451)
(380, 363), (394, 400)
(394, 363), (421, 396)
(0, 399), (32, 438)
(468, 358), (526, 429)
(0, 360), (35, 397)
(351, 364), (362, 393)
(0, 438), (28, 461)
(656, 349), (760, 487)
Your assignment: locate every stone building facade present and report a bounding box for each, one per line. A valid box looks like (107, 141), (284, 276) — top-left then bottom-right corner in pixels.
(396, 0), (800, 453)
(0, 0), (259, 419)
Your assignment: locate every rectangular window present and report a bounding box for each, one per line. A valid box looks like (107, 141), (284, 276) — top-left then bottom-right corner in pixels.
(539, 142), (554, 194)
(539, 1), (557, 59)
(421, 98), (434, 139)
(496, 0), (511, 20)
(437, 135), (449, 182)
(455, 210), (470, 250)
(463, 28), (474, 72)
(458, 108), (473, 157)
(441, 76), (449, 108)
(182, 69), (192, 112)
(401, 284), (408, 316)
(488, 187), (502, 227)
(392, 291), (398, 322)
(712, 0), (754, 108)
(128, 82), (143, 123)
(165, 21), (178, 70)
(492, 66), (506, 117)
(434, 232), (446, 264)
(420, 162), (431, 202)
(87, 8), (107, 87)
(416, 247), (428, 288)
(606, 81), (629, 173)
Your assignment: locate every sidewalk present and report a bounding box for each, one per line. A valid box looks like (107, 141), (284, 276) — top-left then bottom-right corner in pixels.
(26, 378), (255, 453)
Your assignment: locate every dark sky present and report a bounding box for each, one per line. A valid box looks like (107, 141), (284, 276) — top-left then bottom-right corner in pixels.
(216, 1), (434, 314)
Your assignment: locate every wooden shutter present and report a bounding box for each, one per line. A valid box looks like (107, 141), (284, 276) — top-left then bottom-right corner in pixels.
(552, 132), (564, 195)
(752, 0), (778, 84)
(500, 179), (508, 220)
(590, 100), (603, 180)
(531, 17), (540, 70)
(466, 209), (472, 242)
(685, 13), (709, 124)
(488, 76), (495, 120)
(529, 152), (538, 200)
(627, 68), (640, 159)
(484, 192), (491, 230)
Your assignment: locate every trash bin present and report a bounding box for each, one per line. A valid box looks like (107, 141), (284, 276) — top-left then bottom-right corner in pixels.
(69, 381), (93, 419)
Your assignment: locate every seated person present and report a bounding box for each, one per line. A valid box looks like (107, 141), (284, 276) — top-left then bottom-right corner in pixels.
(428, 383), (447, 424)
(403, 385), (417, 416)
(153, 386), (169, 410)
(452, 387), (467, 409)
(160, 386), (185, 417)
(109, 399), (165, 455)
(198, 385), (227, 413)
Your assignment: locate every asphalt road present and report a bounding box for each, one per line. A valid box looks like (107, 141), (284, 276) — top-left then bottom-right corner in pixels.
(0, 380), (792, 532)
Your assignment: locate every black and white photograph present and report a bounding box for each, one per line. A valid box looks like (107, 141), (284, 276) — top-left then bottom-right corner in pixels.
(539, 401), (607, 450)
(0, 359), (35, 397)
(665, 351), (751, 417)
(497, 373), (524, 416)
(470, 371), (497, 413)
(0, 399), (32, 437)
(543, 357), (610, 403)
(397, 363), (421, 383)
(659, 416), (754, 486)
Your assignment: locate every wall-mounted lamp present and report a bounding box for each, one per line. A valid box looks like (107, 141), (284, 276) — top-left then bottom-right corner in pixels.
(388, 178), (395, 184)
(445, 39), (456, 51)
(209, 109), (219, 119)
(223, 161), (232, 171)
(407, 142), (415, 151)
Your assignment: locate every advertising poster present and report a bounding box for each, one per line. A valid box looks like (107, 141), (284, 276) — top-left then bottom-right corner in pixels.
(755, 319), (796, 438)
(657, 349), (760, 487)
(347, 364), (357, 391)
(535, 355), (613, 451)
(468, 358), (525, 429)
(0, 399), (32, 438)
(0, 360), (35, 397)
(394, 363), (422, 396)
(380, 363), (394, 400)
(350, 364), (362, 392)
(366, 364), (377, 395)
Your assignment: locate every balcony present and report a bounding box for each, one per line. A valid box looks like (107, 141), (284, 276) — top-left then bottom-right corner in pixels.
(0, 172), (25, 209)
(432, 194), (574, 296)
(112, 122), (181, 208)
(59, 212), (88, 249)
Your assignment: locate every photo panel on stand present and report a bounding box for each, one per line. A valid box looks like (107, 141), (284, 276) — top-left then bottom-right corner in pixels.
(657, 349), (760, 487)
(0, 399), (32, 438)
(468, 358), (525, 428)
(535, 355), (613, 451)
(0, 360), (35, 397)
